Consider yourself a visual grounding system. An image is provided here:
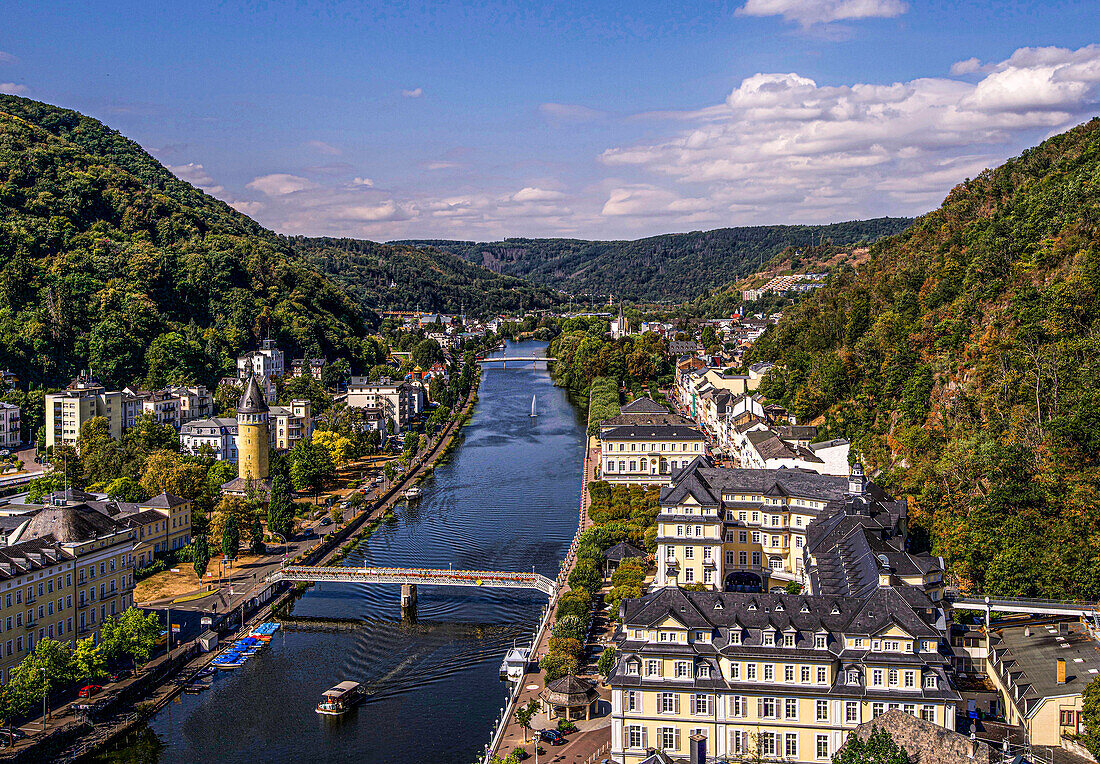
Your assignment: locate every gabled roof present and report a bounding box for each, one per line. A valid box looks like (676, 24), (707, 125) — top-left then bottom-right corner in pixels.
(619, 397), (668, 414)
(601, 425), (706, 441)
(141, 492), (190, 508)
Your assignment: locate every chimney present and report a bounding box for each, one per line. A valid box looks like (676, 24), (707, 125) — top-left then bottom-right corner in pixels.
(688, 734), (706, 764)
(1059, 621), (1069, 635)
(1057, 658), (1067, 685)
(1024, 626), (1030, 637)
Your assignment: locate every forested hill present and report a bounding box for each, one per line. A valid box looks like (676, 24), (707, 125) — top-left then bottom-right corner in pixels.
(396, 218), (912, 302)
(0, 95), (369, 389)
(747, 117), (1100, 601)
(290, 236), (563, 315)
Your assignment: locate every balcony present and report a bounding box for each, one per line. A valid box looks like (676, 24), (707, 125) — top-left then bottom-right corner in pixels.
(24, 617), (37, 628)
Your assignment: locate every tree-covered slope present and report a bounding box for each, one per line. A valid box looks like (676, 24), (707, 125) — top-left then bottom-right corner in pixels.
(748, 118), (1100, 600)
(397, 218), (911, 302)
(291, 236), (564, 315)
(0, 96), (369, 389)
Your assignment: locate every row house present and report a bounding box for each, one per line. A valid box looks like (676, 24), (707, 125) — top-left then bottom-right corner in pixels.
(610, 587), (958, 764)
(0, 402), (19, 449)
(0, 503), (136, 681)
(290, 358), (325, 381)
(654, 459), (907, 588)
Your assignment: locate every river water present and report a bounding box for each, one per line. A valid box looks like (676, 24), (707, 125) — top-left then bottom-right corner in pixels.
(100, 340), (586, 764)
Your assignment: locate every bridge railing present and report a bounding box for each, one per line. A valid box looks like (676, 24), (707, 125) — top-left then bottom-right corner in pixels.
(948, 593), (1100, 609)
(272, 566), (557, 594)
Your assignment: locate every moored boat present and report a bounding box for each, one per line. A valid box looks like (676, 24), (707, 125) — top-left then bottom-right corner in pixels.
(403, 486), (422, 500)
(315, 681), (366, 716)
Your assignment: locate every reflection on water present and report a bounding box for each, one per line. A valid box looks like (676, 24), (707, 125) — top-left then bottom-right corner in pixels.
(97, 341), (586, 764)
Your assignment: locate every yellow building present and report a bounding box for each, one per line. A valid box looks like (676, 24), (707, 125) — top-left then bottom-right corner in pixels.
(0, 503), (135, 681)
(221, 376), (272, 498)
(610, 587), (958, 764)
(986, 620), (1100, 759)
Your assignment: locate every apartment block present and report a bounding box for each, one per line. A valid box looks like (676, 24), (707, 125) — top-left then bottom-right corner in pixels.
(0, 402), (19, 449)
(45, 375), (123, 450)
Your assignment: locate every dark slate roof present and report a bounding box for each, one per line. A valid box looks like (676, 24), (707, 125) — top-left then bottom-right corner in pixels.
(620, 397), (668, 414)
(45, 488), (98, 504)
(810, 437), (850, 451)
(804, 500), (917, 598)
(661, 457), (852, 506)
(600, 412), (695, 429)
(541, 674), (599, 706)
(774, 425), (818, 440)
(21, 503), (128, 544)
(119, 509), (168, 527)
(142, 492), (190, 508)
(237, 375), (269, 414)
(601, 425), (706, 441)
(0, 537), (72, 579)
(620, 586), (937, 639)
(603, 541), (647, 561)
(220, 476), (273, 494)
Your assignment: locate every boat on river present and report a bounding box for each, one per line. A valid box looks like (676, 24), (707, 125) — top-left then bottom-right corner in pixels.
(499, 644), (532, 681)
(530, 394), (537, 418)
(404, 486), (422, 500)
(315, 681), (366, 716)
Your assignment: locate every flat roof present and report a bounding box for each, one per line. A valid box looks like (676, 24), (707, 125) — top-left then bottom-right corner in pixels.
(991, 621), (1100, 702)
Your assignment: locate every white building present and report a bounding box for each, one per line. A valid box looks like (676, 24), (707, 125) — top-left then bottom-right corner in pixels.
(0, 402), (19, 449)
(346, 377), (421, 434)
(237, 340), (285, 381)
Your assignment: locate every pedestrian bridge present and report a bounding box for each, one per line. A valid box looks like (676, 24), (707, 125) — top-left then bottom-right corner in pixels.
(476, 356), (557, 366)
(948, 593), (1100, 619)
(268, 566), (558, 596)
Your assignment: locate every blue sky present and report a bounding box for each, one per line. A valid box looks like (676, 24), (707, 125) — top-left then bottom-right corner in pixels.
(2, 1), (1098, 240)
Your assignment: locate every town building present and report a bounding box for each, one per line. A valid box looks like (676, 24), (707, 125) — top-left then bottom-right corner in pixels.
(237, 339), (285, 380)
(654, 459), (907, 588)
(180, 417), (240, 461)
(221, 376), (272, 497)
(45, 374), (123, 450)
(290, 358), (325, 381)
(0, 402), (19, 449)
(269, 399), (313, 451)
(164, 385), (213, 423)
(986, 620), (1100, 759)
(0, 502), (137, 680)
(609, 586), (958, 764)
(346, 377), (421, 434)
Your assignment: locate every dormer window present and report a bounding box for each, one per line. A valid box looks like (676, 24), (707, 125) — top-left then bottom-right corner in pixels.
(774, 602), (784, 612)
(625, 660), (640, 676)
(815, 633), (827, 649)
(748, 602), (757, 611)
(763, 631), (775, 647)
(783, 632), (795, 648)
(697, 664), (710, 679)
(847, 669), (860, 685)
(924, 674), (938, 689)
(730, 630), (742, 645)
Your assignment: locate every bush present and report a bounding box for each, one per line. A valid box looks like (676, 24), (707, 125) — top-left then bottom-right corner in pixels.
(557, 719), (578, 734)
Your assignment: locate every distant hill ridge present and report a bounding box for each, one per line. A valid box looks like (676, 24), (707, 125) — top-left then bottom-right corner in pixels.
(395, 218), (912, 302)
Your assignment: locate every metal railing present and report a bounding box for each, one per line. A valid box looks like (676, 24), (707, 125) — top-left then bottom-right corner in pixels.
(269, 566), (557, 596)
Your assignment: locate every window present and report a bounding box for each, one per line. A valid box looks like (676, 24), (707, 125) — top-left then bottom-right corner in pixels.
(763, 631), (775, 647)
(659, 692), (679, 714)
(752, 552), (761, 566)
(872, 703), (885, 718)
(783, 632), (795, 648)
(924, 674), (938, 689)
(759, 697), (777, 719)
(904, 704), (916, 717)
(730, 631), (742, 646)
(625, 691), (640, 712)
(729, 695), (745, 717)
(847, 669), (860, 685)
(815, 633), (827, 649)
(921, 706), (935, 722)
(764, 664), (774, 682)
(784, 665), (794, 682)
(785, 733), (799, 758)
(816, 734), (829, 759)
(801, 666), (811, 683)
(888, 669), (898, 686)
(816, 700), (828, 721)
(626, 726), (645, 749)
(759, 731), (776, 756)
(738, 531), (747, 543)
(691, 694), (712, 715)
(751, 532), (760, 543)
(817, 666), (827, 684)
(659, 727), (680, 751)
(904, 671), (915, 688)
(872, 669), (884, 687)
(683, 568), (694, 583)
(746, 663), (757, 681)
(675, 661), (692, 678)
(784, 698), (798, 719)
(738, 551), (747, 566)
(726, 551), (736, 565)
(845, 701), (858, 723)
(646, 659), (661, 677)
(730, 729), (746, 753)
(697, 663), (710, 679)
(685, 547), (694, 559)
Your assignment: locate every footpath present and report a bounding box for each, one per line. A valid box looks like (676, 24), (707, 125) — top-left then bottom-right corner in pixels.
(0, 382), (481, 764)
(488, 436), (613, 764)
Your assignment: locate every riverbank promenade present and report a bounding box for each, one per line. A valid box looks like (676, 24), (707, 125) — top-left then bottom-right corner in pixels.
(489, 436), (613, 764)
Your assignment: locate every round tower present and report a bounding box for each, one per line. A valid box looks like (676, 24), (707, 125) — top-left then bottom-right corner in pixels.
(237, 376), (270, 483)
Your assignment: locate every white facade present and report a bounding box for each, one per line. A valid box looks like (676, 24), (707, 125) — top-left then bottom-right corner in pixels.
(237, 340), (285, 381)
(347, 377), (419, 433)
(0, 402), (19, 449)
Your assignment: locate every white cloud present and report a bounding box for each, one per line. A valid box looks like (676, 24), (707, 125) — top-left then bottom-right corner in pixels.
(168, 162), (225, 195)
(423, 161), (463, 171)
(538, 102), (606, 122)
(0, 52), (16, 64)
(351, 177), (374, 187)
(402, 87), (423, 98)
(229, 200), (265, 216)
(599, 44), (1100, 226)
(304, 139), (341, 155)
(245, 173), (318, 196)
(512, 187), (565, 202)
(950, 57), (984, 75)
(0, 82), (27, 95)
(737, 0), (907, 26)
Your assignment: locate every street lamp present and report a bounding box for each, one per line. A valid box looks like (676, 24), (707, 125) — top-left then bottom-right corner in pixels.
(272, 532), (289, 566)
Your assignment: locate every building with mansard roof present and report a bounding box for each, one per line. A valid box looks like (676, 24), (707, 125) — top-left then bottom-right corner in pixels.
(609, 586), (958, 763)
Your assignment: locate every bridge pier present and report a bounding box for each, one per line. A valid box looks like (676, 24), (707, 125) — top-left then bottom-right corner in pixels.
(401, 583), (418, 620)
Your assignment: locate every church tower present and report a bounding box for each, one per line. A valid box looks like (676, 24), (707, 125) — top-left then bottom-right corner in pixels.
(237, 375), (270, 482)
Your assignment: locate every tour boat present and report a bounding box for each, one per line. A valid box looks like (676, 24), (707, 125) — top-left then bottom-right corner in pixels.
(404, 486), (422, 500)
(315, 681), (366, 716)
(530, 394), (537, 418)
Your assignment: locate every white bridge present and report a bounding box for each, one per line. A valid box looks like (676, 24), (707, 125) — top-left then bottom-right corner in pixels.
(476, 356), (556, 367)
(269, 566), (558, 596)
(949, 593), (1100, 619)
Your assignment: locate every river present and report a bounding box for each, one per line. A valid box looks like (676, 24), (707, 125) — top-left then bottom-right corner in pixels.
(99, 340), (587, 764)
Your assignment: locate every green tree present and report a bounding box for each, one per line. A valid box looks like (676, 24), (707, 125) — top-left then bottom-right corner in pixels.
(1082, 675), (1100, 758)
(369, 363), (396, 382)
(514, 699), (540, 742)
(192, 533), (210, 579)
(71, 636), (106, 685)
(290, 438), (335, 503)
(597, 645), (616, 677)
(77, 416), (123, 484)
(10, 637), (74, 719)
(267, 470), (296, 541)
(412, 338), (443, 370)
(833, 728), (910, 764)
(222, 515), (240, 559)
(102, 475), (145, 501)
(539, 652), (578, 683)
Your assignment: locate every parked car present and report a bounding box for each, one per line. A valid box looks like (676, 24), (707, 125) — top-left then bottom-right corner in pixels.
(108, 669), (130, 683)
(319, 517), (332, 526)
(78, 685), (102, 698)
(539, 729), (566, 745)
(339, 501), (351, 509)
